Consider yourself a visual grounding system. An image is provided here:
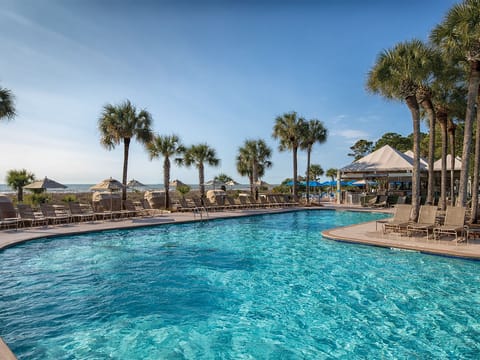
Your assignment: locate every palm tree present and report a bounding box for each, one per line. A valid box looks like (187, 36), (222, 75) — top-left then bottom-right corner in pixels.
(147, 134), (184, 209)
(366, 39), (436, 220)
(448, 118), (457, 204)
(0, 86), (16, 122)
(237, 139), (273, 198)
(431, 0), (480, 206)
(308, 164), (324, 181)
(176, 143), (220, 200)
(272, 111), (306, 197)
(6, 169), (35, 202)
(300, 119), (327, 203)
(98, 100), (153, 201)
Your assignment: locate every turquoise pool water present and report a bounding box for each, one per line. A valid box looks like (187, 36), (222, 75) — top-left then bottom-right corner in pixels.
(1, 210), (480, 359)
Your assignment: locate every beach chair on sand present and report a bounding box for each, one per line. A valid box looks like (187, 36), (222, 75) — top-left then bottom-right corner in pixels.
(382, 204), (412, 235)
(407, 205), (438, 240)
(433, 206), (466, 243)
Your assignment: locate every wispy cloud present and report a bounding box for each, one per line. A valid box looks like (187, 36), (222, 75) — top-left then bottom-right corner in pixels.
(333, 129), (369, 139)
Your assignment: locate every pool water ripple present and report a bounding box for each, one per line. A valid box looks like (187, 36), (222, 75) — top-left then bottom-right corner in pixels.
(1, 210), (480, 358)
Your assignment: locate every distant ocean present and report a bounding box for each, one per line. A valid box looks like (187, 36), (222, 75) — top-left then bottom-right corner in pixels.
(0, 183), (251, 194)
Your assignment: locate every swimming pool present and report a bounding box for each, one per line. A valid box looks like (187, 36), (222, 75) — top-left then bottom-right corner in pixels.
(1, 210), (479, 358)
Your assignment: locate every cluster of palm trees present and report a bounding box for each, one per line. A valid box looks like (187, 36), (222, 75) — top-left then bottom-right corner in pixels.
(367, 0), (480, 219)
(1, 83), (329, 208)
(272, 111), (328, 201)
(97, 101), (328, 207)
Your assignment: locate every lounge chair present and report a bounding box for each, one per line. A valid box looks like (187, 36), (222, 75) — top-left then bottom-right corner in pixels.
(176, 197), (194, 212)
(225, 196), (242, 210)
(407, 205), (438, 239)
(372, 195), (389, 208)
(364, 195), (378, 207)
(382, 204), (412, 235)
(17, 204), (48, 227)
(0, 197), (20, 230)
(123, 199), (140, 218)
(68, 202), (96, 222)
(40, 204), (71, 225)
(433, 206), (466, 243)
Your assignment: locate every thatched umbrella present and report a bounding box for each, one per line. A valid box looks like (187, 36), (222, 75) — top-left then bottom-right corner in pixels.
(24, 177), (67, 191)
(169, 179), (186, 187)
(90, 177), (124, 192)
(127, 179), (146, 191)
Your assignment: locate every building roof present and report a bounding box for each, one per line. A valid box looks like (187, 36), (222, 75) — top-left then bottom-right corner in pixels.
(340, 145), (427, 173)
(433, 154), (462, 171)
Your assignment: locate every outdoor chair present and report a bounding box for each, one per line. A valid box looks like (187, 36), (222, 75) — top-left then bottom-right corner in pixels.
(0, 197), (20, 230)
(68, 202), (96, 222)
(17, 204), (48, 227)
(381, 204), (412, 235)
(407, 205), (438, 240)
(176, 197), (194, 212)
(372, 195), (389, 208)
(433, 206), (466, 243)
(40, 204), (71, 225)
(364, 196), (378, 207)
(123, 199), (140, 218)
(225, 196), (242, 210)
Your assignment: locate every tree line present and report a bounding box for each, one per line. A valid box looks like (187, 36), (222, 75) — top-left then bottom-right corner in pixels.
(1, 89), (329, 207)
(366, 0), (480, 220)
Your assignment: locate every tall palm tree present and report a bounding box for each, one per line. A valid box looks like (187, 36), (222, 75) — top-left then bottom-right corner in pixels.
(147, 134), (184, 210)
(237, 139), (273, 198)
(300, 119), (327, 203)
(0, 86), (16, 122)
(431, 0), (480, 206)
(366, 39), (436, 220)
(176, 143), (220, 200)
(272, 111), (306, 197)
(430, 57), (466, 210)
(447, 118), (457, 204)
(98, 100), (153, 201)
(6, 169), (35, 202)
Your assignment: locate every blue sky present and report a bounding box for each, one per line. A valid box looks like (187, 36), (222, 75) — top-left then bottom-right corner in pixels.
(0, 0), (459, 185)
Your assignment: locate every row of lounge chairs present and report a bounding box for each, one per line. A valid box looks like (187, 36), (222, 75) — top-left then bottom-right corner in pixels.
(0, 198), (159, 230)
(175, 194), (299, 212)
(381, 204), (468, 243)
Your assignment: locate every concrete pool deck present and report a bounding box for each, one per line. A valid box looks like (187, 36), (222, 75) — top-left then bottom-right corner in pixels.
(2, 204), (480, 358)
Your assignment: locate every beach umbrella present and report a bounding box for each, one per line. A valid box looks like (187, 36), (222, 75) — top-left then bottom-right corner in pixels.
(225, 180), (239, 186)
(205, 179), (224, 189)
(90, 178), (124, 212)
(24, 177), (67, 191)
(127, 179), (146, 191)
(90, 177), (124, 191)
(169, 179), (186, 187)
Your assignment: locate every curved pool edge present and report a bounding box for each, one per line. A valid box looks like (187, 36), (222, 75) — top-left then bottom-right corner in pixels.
(322, 220), (480, 261)
(0, 337), (16, 360)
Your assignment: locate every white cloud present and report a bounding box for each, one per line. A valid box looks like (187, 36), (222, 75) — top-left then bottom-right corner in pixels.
(334, 129), (369, 139)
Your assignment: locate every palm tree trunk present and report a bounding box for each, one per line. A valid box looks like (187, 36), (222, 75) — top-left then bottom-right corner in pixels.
(164, 157), (170, 210)
(471, 91), (480, 221)
(458, 61), (480, 206)
(122, 138), (131, 201)
(437, 110), (448, 211)
(420, 99), (436, 205)
(199, 163), (205, 201)
(252, 159), (259, 200)
(292, 146), (298, 197)
(406, 95), (421, 220)
(448, 119), (456, 205)
(17, 188), (23, 203)
(306, 146), (312, 203)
